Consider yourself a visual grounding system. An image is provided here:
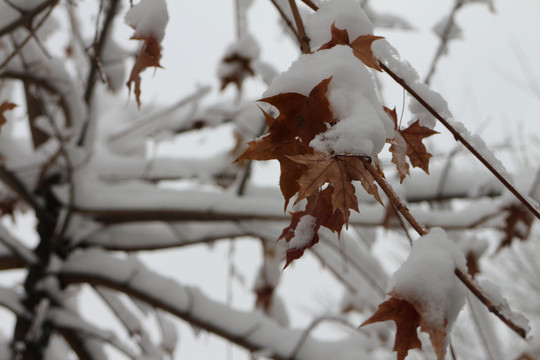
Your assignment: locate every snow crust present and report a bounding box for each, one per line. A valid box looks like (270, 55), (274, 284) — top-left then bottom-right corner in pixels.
(289, 214), (317, 249)
(304, 0), (373, 49)
(124, 0), (169, 42)
(478, 279), (530, 334)
(389, 228), (467, 332)
(373, 40), (452, 129)
(61, 248), (373, 359)
(264, 46), (393, 157)
(221, 33), (260, 60)
(448, 120), (512, 181)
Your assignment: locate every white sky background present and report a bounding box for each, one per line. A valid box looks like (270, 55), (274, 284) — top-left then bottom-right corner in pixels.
(1, 0), (540, 359)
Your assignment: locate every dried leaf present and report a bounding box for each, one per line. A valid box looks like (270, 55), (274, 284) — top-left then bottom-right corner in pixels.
(289, 152), (382, 226)
(319, 23), (350, 50)
(350, 34), (384, 71)
(362, 296), (422, 360)
(238, 78), (335, 207)
(385, 107), (409, 182)
(259, 77), (334, 146)
(0, 101), (16, 133)
(401, 120), (439, 174)
(498, 204), (534, 251)
(363, 294), (450, 360)
(219, 53), (255, 91)
(126, 36), (162, 108)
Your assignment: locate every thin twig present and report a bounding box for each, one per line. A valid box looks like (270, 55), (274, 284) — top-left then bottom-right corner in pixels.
(288, 316), (355, 359)
(298, 0), (318, 11)
(424, 0), (465, 85)
(269, 0), (303, 45)
(0, 2), (58, 70)
(288, 0), (311, 54)
(455, 270), (527, 338)
(378, 61), (540, 221)
(361, 158), (427, 236)
(0, 0), (58, 37)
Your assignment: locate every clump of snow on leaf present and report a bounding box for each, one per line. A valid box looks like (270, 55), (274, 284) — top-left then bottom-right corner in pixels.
(264, 46), (393, 157)
(124, 0), (169, 42)
(389, 228), (467, 332)
(304, 0), (374, 49)
(288, 214), (317, 249)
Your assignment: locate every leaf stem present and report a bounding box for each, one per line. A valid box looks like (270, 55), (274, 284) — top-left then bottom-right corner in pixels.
(288, 0), (311, 54)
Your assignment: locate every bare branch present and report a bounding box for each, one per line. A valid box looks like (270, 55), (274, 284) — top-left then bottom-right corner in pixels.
(361, 157), (529, 339)
(379, 61), (540, 220)
(0, 0), (58, 37)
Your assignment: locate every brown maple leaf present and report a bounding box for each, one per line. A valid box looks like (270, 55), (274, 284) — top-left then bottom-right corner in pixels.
(319, 23), (350, 50)
(259, 77), (334, 147)
(497, 203), (534, 251)
(350, 34), (384, 71)
(363, 294), (450, 360)
(219, 53), (255, 91)
(385, 107), (410, 183)
(401, 120), (439, 174)
(0, 101), (16, 133)
(288, 152), (382, 227)
(238, 78), (335, 208)
(279, 211), (321, 268)
(126, 36), (163, 108)
(362, 296), (422, 360)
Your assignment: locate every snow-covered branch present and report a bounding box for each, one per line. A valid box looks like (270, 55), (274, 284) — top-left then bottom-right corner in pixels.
(60, 249), (376, 360)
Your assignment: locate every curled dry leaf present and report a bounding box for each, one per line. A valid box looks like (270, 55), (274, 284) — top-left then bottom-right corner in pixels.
(497, 203), (534, 251)
(219, 53), (255, 91)
(350, 34), (384, 71)
(362, 294), (449, 360)
(385, 107), (439, 178)
(0, 101), (16, 133)
(318, 23), (383, 71)
(362, 296), (422, 360)
(126, 36), (162, 108)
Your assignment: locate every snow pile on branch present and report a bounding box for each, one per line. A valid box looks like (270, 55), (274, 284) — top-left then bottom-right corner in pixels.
(389, 228), (467, 349)
(304, 0), (374, 49)
(264, 46), (393, 157)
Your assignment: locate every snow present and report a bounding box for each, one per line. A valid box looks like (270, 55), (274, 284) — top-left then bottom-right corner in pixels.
(0, 223), (39, 265)
(448, 120), (513, 181)
(48, 307), (137, 359)
(124, 0), (169, 42)
(0, 286), (25, 315)
(60, 248), (374, 359)
(221, 34), (260, 60)
(304, 0), (374, 49)
(264, 46), (393, 157)
(289, 214), (317, 249)
(389, 228), (467, 334)
(372, 39), (452, 129)
(478, 279), (530, 335)
(157, 311), (178, 355)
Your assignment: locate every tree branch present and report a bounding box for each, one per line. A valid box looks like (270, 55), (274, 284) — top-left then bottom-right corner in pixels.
(378, 61), (540, 221)
(0, 0), (58, 37)
(288, 0), (311, 54)
(361, 157), (529, 339)
(60, 250), (371, 360)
